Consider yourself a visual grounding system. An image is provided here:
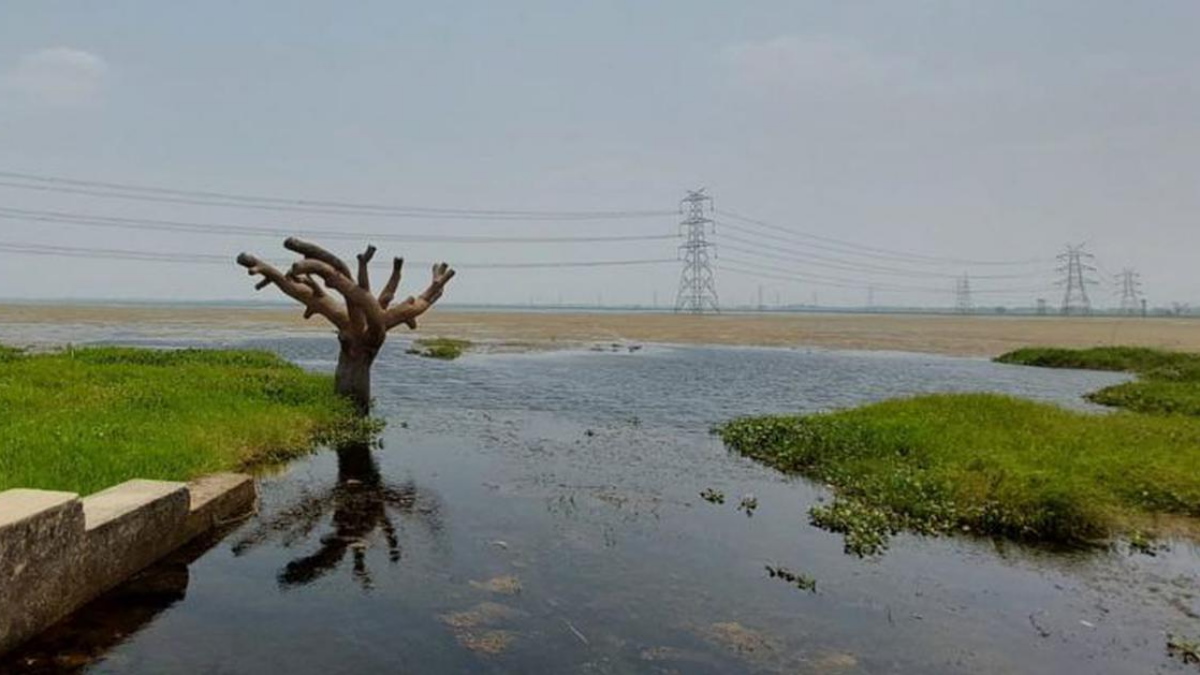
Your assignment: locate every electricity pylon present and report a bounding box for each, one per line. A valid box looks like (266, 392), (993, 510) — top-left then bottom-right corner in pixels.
(1057, 244), (1096, 315)
(1115, 268), (1143, 315)
(954, 273), (973, 314)
(674, 189), (719, 314)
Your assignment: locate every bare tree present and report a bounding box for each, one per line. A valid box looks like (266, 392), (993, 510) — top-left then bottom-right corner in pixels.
(237, 238), (455, 413)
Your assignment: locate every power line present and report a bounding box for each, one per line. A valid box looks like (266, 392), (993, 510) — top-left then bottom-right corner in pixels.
(0, 206), (675, 244)
(718, 209), (1050, 267)
(463, 259), (676, 269)
(721, 256), (921, 291)
(721, 260), (883, 292)
(717, 219), (1043, 271)
(717, 234), (1035, 281)
(719, 257), (1047, 296)
(0, 170), (673, 220)
(0, 240), (676, 269)
(0, 174), (1120, 307)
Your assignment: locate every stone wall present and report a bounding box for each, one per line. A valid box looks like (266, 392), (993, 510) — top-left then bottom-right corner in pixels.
(0, 473), (256, 655)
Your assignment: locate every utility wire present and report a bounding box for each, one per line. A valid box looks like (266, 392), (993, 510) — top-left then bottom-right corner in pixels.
(719, 257), (1052, 295)
(720, 263), (1048, 297)
(720, 259), (914, 292)
(0, 170), (673, 220)
(0, 206), (675, 244)
(718, 236), (1039, 280)
(717, 219), (1044, 271)
(0, 241), (676, 269)
(718, 209), (1050, 267)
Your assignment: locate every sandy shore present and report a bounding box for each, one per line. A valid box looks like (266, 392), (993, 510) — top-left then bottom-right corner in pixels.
(4, 304), (1200, 357)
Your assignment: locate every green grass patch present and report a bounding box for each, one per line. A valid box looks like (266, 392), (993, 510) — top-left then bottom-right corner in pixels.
(995, 345), (1200, 376)
(999, 346), (1200, 415)
(407, 337), (471, 360)
(0, 345), (375, 495)
(718, 346), (1200, 555)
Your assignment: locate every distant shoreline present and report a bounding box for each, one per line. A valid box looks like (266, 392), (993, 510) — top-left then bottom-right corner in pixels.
(3, 298), (1195, 318)
(4, 303), (1200, 358)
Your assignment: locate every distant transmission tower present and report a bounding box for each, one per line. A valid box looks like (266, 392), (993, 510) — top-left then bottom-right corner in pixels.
(954, 273), (973, 314)
(674, 189), (719, 314)
(1057, 243), (1096, 315)
(1115, 268), (1143, 315)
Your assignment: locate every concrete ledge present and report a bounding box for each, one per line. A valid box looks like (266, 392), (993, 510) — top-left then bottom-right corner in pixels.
(184, 473), (256, 540)
(0, 474), (257, 655)
(0, 490), (86, 657)
(82, 480), (192, 607)
(83, 479), (188, 531)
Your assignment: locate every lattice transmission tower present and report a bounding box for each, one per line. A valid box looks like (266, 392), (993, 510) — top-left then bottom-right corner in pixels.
(674, 189), (720, 314)
(954, 273), (973, 314)
(1057, 243), (1097, 315)
(1115, 267), (1143, 315)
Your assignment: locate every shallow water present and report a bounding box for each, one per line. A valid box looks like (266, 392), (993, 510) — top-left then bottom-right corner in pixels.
(4, 332), (1198, 674)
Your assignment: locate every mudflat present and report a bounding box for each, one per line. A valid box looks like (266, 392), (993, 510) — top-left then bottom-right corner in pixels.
(3, 303), (1200, 357)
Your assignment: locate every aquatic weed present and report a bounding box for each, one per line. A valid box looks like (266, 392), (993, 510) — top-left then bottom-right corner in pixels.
(1168, 634), (1200, 666)
(764, 564), (816, 592)
(407, 337), (471, 360)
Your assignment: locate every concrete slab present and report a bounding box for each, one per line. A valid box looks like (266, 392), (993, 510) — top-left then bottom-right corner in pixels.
(187, 473), (254, 513)
(184, 473), (257, 540)
(0, 490), (87, 655)
(0, 490), (78, 529)
(1, 473), (256, 656)
(81, 480), (188, 531)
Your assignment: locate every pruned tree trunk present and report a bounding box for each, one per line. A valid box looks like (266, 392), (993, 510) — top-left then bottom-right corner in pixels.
(237, 239), (455, 415)
(336, 336), (378, 415)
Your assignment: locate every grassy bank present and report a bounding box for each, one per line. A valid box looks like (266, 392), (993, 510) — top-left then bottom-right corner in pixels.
(719, 346), (1200, 555)
(0, 346), (371, 495)
(998, 346), (1200, 416)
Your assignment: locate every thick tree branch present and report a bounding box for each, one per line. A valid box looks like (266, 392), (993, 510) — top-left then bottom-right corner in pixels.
(288, 273), (326, 319)
(292, 259), (388, 341)
(237, 253), (349, 328)
(284, 237), (354, 279)
(378, 257), (404, 309)
(283, 239), (368, 332)
(385, 263), (456, 330)
(349, 245), (377, 333)
(293, 273), (325, 298)
(357, 245), (376, 293)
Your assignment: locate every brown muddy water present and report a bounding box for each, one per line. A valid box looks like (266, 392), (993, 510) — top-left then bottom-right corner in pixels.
(2, 332), (1198, 674)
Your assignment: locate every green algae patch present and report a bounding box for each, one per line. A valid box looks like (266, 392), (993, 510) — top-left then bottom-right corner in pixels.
(407, 337), (472, 360)
(0, 346), (372, 495)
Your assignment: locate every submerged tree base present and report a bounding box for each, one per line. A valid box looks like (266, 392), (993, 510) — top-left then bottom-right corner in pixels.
(719, 346), (1200, 556)
(0, 345), (379, 495)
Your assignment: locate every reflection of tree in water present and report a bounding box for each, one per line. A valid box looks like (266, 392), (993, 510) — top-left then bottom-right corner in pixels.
(232, 442), (443, 590)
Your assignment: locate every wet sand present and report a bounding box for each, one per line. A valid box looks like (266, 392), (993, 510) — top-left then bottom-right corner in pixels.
(3, 303), (1200, 357)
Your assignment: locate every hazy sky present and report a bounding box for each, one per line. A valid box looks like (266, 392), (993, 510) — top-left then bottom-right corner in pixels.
(1, 1), (1198, 308)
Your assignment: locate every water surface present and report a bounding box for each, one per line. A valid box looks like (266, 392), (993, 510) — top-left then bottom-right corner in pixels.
(4, 333), (1197, 674)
